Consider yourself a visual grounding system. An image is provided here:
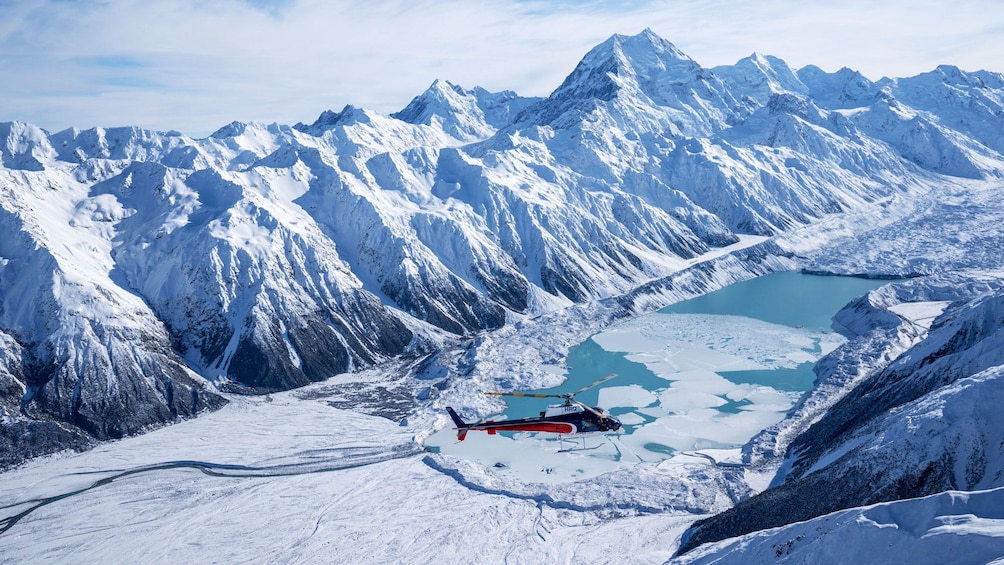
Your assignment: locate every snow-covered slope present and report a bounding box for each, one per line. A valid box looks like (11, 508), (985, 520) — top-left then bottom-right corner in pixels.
(0, 124), (227, 466)
(677, 277), (1004, 556)
(3, 29), (1004, 468)
(675, 487), (1004, 564)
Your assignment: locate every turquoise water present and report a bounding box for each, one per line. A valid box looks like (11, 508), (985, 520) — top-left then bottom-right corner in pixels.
(661, 271), (889, 331)
(500, 272), (891, 425)
(718, 364), (817, 392)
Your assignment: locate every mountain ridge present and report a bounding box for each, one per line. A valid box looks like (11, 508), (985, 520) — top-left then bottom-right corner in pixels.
(2, 29), (1004, 471)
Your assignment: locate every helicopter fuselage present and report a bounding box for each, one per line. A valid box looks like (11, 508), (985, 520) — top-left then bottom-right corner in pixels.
(446, 404), (621, 441)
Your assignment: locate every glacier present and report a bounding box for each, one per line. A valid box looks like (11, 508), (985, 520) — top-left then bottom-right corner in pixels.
(3, 28), (1004, 563)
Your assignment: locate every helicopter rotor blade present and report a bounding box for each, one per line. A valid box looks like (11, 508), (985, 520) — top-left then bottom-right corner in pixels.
(484, 391), (566, 399)
(484, 373), (618, 401)
(571, 398), (607, 420)
(569, 373), (618, 396)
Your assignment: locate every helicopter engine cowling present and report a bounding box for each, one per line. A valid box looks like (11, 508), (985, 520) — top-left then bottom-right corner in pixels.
(600, 416), (622, 432)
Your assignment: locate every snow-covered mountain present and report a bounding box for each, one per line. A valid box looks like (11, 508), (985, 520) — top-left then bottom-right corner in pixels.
(3, 28), (1004, 564)
(3, 28), (1004, 472)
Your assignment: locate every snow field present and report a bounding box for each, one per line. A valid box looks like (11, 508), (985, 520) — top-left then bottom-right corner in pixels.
(0, 384), (703, 564)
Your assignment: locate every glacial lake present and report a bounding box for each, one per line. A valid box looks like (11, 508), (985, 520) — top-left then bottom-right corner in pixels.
(500, 271), (891, 456)
(428, 271), (892, 481)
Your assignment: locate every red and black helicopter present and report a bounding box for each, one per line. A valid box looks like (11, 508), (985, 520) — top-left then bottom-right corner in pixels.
(446, 374), (622, 441)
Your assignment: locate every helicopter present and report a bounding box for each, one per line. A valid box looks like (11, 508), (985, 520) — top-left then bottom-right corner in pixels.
(446, 373), (622, 442)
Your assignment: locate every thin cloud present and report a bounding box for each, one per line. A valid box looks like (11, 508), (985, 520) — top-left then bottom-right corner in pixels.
(1, 0), (1001, 136)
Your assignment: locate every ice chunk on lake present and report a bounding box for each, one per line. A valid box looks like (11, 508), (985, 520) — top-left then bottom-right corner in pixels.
(598, 385), (658, 409)
(592, 313), (842, 372)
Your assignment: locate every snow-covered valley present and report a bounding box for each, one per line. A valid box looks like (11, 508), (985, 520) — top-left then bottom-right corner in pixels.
(3, 29), (1004, 563)
(5, 187), (1004, 562)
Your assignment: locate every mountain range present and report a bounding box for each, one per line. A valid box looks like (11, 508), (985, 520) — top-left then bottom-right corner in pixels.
(2, 28), (1004, 561)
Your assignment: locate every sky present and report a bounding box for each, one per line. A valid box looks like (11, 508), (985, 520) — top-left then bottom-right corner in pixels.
(1, 0), (1002, 137)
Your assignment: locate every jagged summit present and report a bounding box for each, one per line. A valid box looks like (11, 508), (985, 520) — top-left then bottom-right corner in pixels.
(210, 120), (249, 139)
(926, 63), (1004, 88)
(293, 104), (372, 135)
(0, 121), (51, 170)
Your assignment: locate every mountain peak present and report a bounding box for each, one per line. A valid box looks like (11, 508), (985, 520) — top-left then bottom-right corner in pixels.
(392, 80), (469, 125)
(611, 28), (693, 62)
(0, 120), (52, 170)
(210, 120), (248, 139)
(593, 29), (696, 77)
(541, 29), (701, 110)
(392, 80), (537, 140)
(714, 52), (808, 101)
(797, 65), (879, 108)
(429, 78), (464, 96)
(737, 52), (787, 72)
(293, 105), (370, 135)
(518, 29), (744, 135)
(924, 64), (1003, 89)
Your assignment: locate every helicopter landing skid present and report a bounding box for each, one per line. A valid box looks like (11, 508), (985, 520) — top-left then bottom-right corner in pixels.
(556, 436), (602, 453)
